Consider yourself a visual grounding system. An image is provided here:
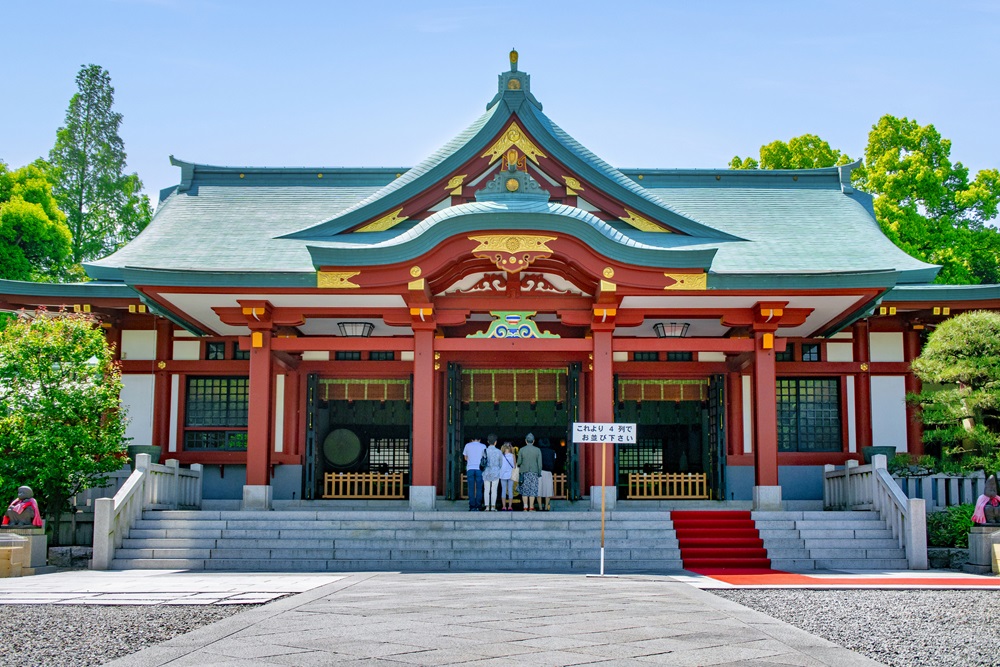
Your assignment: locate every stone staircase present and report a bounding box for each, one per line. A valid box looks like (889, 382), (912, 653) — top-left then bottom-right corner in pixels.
(109, 506), (908, 572)
(756, 510), (909, 570)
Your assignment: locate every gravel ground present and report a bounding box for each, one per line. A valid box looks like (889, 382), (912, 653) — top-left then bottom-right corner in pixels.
(713, 589), (1000, 667)
(0, 605), (253, 667)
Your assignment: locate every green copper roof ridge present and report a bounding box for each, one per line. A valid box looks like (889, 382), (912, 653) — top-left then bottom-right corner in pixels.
(520, 106), (741, 241)
(305, 207), (718, 270)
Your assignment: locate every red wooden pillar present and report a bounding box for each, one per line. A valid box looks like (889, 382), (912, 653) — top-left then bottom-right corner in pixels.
(589, 330), (615, 486)
(726, 370), (743, 457)
(752, 332), (779, 488)
(411, 328), (436, 487)
(904, 328), (924, 456)
(246, 329), (274, 487)
(152, 318), (172, 451)
(853, 320), (873, 451)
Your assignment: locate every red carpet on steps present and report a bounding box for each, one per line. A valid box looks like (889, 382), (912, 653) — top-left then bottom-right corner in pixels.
(671, 510), (771, 570)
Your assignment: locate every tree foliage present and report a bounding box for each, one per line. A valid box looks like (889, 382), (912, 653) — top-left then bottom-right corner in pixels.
(0, 309), (127, 535)
(49, 64), (151, 267)
(729, 134), (851, 170)
(0, 160), (72, 281)
(729, 118), (1000, 285)
(853, 115), (1000, 285)
(910, 311), (1000, 467)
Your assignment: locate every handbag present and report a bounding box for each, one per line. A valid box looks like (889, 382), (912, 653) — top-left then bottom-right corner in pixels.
(511, 464), (520, 482)
(479, 450), (488, 471)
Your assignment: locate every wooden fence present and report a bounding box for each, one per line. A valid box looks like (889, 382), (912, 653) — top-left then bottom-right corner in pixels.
(627, 472), (709, 499)
(323, 472), (405, 499)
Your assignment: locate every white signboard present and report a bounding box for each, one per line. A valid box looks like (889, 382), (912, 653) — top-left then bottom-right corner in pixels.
(571, 422), (637, 444)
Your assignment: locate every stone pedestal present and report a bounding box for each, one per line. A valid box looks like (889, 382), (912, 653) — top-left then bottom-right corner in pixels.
(589, 486), (617, 511)
(964, 525), (1000, 574)
(408, 486), (436, 511)
(753, 485), (783, 511)
(1, 526), (47, 571)
(0, 534), (27, 578)
(241, 485), (273, 511)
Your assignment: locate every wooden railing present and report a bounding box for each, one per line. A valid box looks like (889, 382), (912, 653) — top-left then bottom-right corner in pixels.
(92, 455), (203, 570)
(323, 472), (405, 499)
(459, 473), (568, 499)
(627, 473), (709, 499)
(824, 454), (927, 569)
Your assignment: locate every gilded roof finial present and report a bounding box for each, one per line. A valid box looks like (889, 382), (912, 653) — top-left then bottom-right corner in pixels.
(509, 48), (518, 72)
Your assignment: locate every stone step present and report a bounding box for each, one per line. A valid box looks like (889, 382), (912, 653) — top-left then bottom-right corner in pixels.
(813, 558), (909, 570)
(765, 548), (812, 559)
(803, 539), (902, 549)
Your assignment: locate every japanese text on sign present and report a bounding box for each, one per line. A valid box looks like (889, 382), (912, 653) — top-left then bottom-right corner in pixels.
(571, 422), (637, 444)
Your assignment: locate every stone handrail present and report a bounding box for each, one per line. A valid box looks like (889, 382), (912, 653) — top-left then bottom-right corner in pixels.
(91, 454), (202, 570)
(892, 471), (986, 511)
(825, 454), (927, 569)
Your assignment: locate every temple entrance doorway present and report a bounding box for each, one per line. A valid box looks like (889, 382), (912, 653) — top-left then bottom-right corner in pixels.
(303, 375), (413, 500)
(445, 363), (582, 501)
(614, 376), (726, 500)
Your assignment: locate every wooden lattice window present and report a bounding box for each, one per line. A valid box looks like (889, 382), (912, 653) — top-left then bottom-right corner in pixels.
(183, 376), (249, 451)
(777, 378), (841, 452)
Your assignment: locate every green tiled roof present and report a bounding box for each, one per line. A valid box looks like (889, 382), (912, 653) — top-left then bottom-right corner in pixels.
(83, 62), (940, 291)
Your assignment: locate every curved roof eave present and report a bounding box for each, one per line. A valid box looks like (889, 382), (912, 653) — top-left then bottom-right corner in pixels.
(0, 278), (136, 299)
(305, 202), (720, 270)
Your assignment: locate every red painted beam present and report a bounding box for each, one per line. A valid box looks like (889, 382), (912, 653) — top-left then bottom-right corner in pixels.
(613, 338), (755, 352)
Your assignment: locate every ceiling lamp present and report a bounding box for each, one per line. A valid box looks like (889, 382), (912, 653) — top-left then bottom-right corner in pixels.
(653, 322), (689, 338)
(338, 322), (375, 337)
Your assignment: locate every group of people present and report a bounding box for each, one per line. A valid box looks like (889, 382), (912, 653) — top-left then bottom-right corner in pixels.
(462, 433), (557, 511)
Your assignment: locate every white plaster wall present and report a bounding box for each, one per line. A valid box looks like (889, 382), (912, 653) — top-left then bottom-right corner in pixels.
(121, 330), (156, 361)
(871, 332), (904, 362)
(302, 351), (330, 361)
(168, 375), (180, 453)
(846, 376), (857, 453)
(612, 352), (627, 362)
(173, 340), (201, 360)
(742, 375), (753, 454)
(699, 352), (726, 362)
(827, 342), (854, 362)
(871, 375), (908, 451)
(274, 375), (285, 453)
(121, 375), (154, 446)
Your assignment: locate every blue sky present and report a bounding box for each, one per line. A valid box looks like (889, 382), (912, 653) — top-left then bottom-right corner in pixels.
(2, 1), (998, 201)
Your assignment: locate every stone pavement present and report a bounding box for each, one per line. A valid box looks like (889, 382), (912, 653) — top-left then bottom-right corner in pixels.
(0, 569), (343, 605)
(99, 572), (883, 667)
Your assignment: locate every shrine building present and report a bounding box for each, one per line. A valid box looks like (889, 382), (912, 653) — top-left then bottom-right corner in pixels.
(4, 52), (998, 511)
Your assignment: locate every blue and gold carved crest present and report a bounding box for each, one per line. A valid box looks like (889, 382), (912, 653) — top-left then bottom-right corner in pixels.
(468, 311), (559, 339)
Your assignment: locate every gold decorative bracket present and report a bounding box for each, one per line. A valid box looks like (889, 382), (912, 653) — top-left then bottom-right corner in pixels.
(356, 208), (408, 233)
(317, 271), (361, 289)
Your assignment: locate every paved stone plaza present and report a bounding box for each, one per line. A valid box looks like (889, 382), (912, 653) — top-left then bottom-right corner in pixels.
(91, 571), (880, 667)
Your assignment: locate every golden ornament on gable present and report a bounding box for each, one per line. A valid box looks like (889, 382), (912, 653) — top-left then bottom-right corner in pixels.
(482, 122), (546, 164)
(469, 234), (556, 274)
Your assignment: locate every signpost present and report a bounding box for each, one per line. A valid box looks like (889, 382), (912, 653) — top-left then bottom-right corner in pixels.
(572, 422), (636, 576)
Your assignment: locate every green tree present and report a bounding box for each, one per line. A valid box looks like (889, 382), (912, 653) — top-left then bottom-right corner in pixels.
(853, 115), (1000, 285)
(910, 311), (1000, 468)
(0, 160), (73, 281)
(0, 309), (128, 541)
(49, 64), (151, 267)
(730, 134), (851, 170)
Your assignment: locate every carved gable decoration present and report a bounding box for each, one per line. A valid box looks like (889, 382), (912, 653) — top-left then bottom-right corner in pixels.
(469, 234), (555, 273)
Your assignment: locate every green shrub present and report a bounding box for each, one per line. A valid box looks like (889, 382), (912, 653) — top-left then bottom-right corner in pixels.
(926, 504), (975, 548)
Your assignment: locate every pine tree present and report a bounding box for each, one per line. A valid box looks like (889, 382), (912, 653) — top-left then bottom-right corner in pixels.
(49, 64), (151, 267)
